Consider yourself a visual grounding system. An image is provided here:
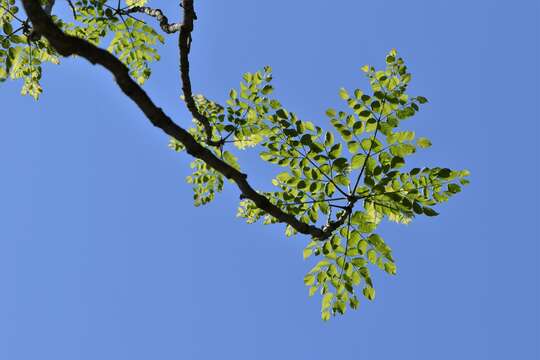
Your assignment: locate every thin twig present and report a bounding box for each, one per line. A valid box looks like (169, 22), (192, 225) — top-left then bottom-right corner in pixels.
(0, 2), (25, 23)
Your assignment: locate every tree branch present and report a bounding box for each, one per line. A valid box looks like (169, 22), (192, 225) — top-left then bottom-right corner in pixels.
(66, 0), (77, 19)
(178, 0), (222, 147)
(21, 0), (334, 240)
(125, 6), (182, 34)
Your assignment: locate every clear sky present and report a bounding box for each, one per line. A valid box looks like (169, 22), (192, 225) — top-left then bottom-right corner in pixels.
(1, 1), (539, 359)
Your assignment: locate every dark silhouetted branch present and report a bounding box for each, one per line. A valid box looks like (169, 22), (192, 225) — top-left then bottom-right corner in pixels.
(21, 0), (341, 240)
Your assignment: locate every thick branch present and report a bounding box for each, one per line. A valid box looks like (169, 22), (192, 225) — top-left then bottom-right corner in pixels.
(126, 6), (182, 34)
(21, 0), (331, 239)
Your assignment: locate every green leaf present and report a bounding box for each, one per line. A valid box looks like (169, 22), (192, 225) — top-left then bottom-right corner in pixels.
(363, 286), (376, 301)
(347, 141), (360, 154)
(417, 137), (432, 149)
(339, 88), (349, 100)
(223, 151), (240, 170)
(276, 108), (289, 119)
(325, 131), (334, 147)
(358, 240), (368, 255)
(325, 182), (336, 196)
(367, 249), (377, 264)
(437, 168), (452, 178)
(423, 207), (439, 216)
(351, 154), (366, 169)
(448, 183), (461, 193)
(326, 108), (337, 117)
(304, 274), (315, 286)
(322, 293), (334, 310)
(333, 158), (348, 171)
(417, 96), (428, 104)
(328, 143), (342, 159)
(322, 310), (331, 321)
(261, 85), (273, 95)
(384, 262), (397, 275)
(334, 175), (349, 186)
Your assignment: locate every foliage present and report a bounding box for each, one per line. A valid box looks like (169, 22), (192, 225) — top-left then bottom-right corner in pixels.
(1, 0), (162, 98)
(5, 0), (469, 321)
(171, 49), (469, 319)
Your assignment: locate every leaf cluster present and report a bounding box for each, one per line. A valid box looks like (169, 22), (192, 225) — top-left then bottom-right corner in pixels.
(171, 49), (470, 320)
(1, 0), (162, 98)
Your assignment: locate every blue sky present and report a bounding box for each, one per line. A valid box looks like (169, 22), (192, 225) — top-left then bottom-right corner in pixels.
(1, 0), (539, 359)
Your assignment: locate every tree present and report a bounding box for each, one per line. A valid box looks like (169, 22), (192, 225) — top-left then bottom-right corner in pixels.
(1, 0), (469, 320)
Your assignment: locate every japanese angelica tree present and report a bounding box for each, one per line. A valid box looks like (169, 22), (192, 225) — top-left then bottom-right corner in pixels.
(1, 0), (469, 320)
